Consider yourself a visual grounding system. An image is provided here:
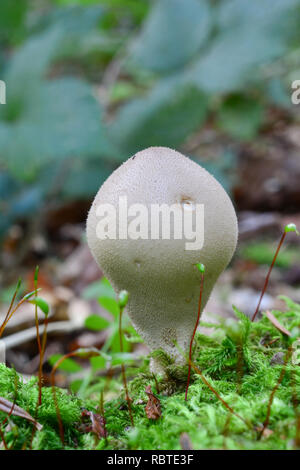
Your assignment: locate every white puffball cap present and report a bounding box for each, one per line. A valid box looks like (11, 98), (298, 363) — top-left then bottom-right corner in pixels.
(87, 147), (238, 367)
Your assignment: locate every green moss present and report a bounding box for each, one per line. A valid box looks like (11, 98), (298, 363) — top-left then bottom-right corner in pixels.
(0, 297), (299, 450)
(0, 364), (85, 450)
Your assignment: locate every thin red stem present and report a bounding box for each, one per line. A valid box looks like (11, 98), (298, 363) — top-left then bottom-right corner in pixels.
(258, 345), (293, 440)
(185, 272), (204, 401)
(0, 280), (21, 338)
(252, 232), (286, 322)
(191, 361), (251, 429)
(37, 316), (48, 407)
(119, 307), (134, 426)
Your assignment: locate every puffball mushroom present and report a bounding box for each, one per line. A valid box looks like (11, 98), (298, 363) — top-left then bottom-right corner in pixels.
(86, 147), (238, 371)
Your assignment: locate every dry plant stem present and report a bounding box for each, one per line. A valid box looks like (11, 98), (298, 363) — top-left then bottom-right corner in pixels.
(51, 349), (107, 446)
(152, 373), (160, 394)
(252, 232), (286, 322)
(222, 412), (232, 450)
(0, 428), (8, 450)
(290, 368), (300, 448)
(119, 307), (134, 426)
(185, 272), (205, 401)
(258, 345), (293, 440)
(0, 280), (21, 338)
(33, 270), (43, 407)
(37, 316), (49, 407)
(236, 341), (244, 394)
(2, 321), (79, 350)
(30, 315), (50, 448)
(0, 295), (33, 338)
(51, 354), (73, 446)
(99, 389), (108, 445)
(1, 375), (18, 450)
(296, 410), (300, 448)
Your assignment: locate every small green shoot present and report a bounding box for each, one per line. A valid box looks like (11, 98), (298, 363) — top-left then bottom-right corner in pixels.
(185, 263), (205, 401)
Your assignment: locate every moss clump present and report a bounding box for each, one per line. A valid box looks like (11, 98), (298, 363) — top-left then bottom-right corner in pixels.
(100, 300), (300, 450)
(0, 298), (299, 450)
(0, 364), (89, 450)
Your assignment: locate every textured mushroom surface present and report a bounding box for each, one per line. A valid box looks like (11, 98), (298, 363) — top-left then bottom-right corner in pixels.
(87, 147), (238, 370)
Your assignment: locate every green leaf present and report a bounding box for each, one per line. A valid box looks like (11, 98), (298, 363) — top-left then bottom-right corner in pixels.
(71, 347), (104, 359)
(189, 28), (277, 94)
(216, 95), (264, 140)
(29, 297), (49, 316)
(90, 356), (106, 371)
(1, 78), (111, 180)
(82, 277), (116, 301)
(85, 314), (110, 331)
(37, 5), (104, 61)
(3, 28), (62, 106)
(110, 77), (207, 155)
(217, 0), (298, 31)
(61, 159), (113, 199)
(111, 352), (136, 366)
(189, 0), (299, 94)
(48, 354), (82, 373)
(99, 297), (120, 317)
(22, 288), (42, 301)
(131, 0), (211, 72)
(0, 0), (28, 45)
(70, 379), (83, 394)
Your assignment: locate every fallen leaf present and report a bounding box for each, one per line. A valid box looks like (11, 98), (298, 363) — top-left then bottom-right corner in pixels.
(145, 385), (161, 420)
(0, 397), (42, 431)
(80, 409), (107, 439)
(265, 311), (291, 337)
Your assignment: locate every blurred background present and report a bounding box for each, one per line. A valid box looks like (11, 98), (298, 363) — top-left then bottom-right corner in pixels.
(0, 0), (300, 381)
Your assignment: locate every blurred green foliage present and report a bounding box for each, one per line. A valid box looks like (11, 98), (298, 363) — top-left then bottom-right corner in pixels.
(0, 0), (300, 238)
(240, 242), (300, 268)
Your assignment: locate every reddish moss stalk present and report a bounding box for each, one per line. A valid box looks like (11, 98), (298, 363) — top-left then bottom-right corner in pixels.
(252, 224), (299, 322)
(258, 345), (293, 440)
(252, 232), (286, 322)
(32, 267), (43, 407)
(0, 428), (8, 450)
(190, 361), (251, 429)
(185, 264), (205, 401)
(0, 279), (21, 338)
(51, 348), (107, 446)
(99, 389), (108, 446)
(51, 352), (74, 446)
(119, 306), (134, 426)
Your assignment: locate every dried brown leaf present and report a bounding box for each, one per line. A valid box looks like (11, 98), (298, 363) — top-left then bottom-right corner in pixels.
(145, 385), (161, 420)
(265, 311), (291, 337)
(0, 397), (42, 431)
(80, 409), (107, 439)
